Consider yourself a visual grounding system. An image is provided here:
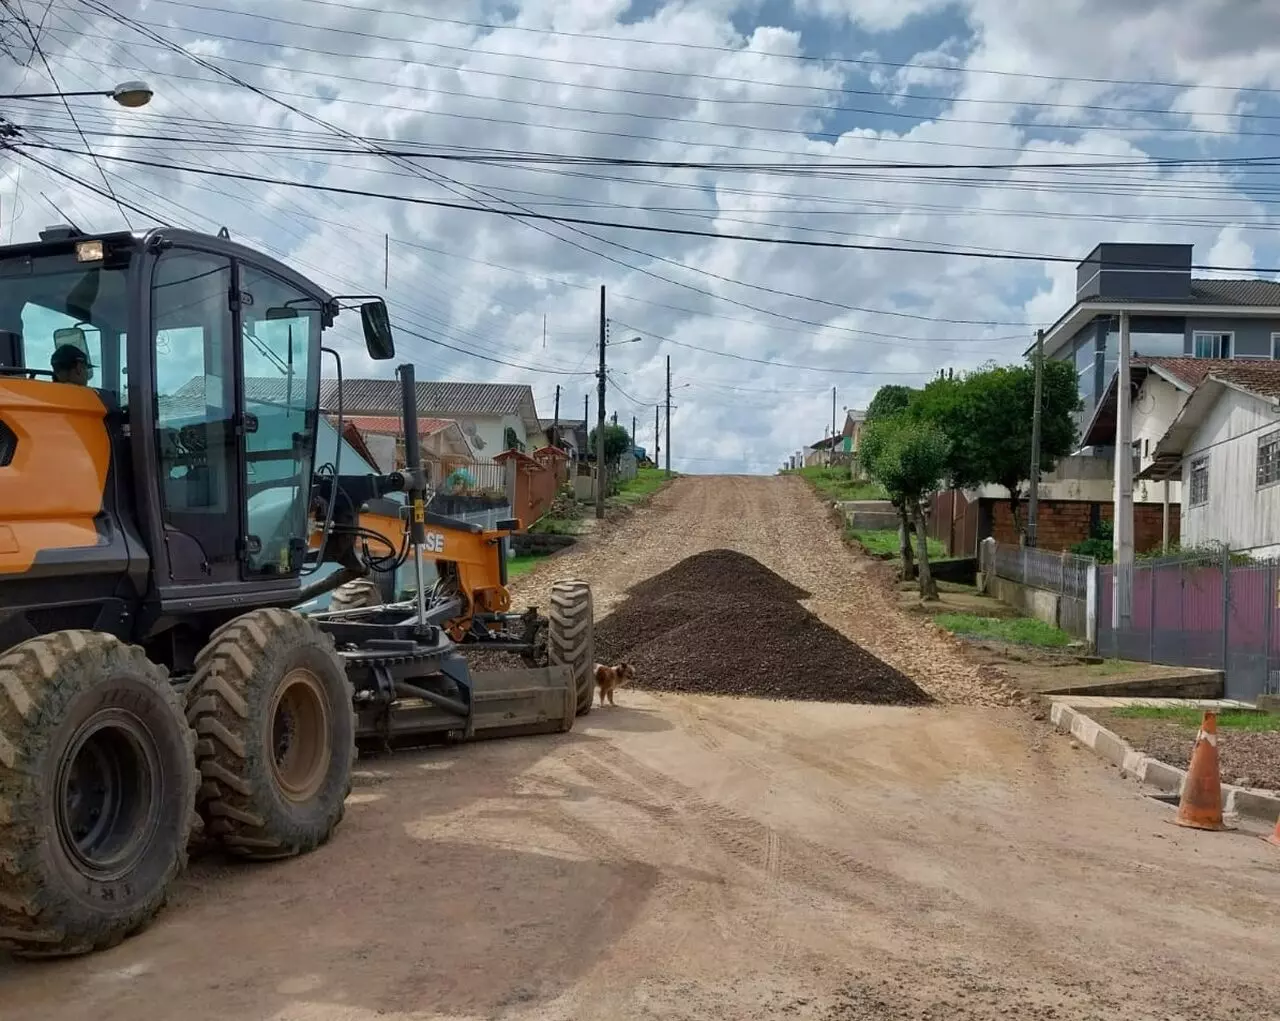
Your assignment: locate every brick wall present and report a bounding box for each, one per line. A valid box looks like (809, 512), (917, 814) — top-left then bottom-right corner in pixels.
(988, 499), (1181, 553)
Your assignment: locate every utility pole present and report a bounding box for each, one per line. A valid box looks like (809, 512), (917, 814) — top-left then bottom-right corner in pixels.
(631, 414), (636, 446)
(664, 355), (672, 478)
(654, 404), (660, 467)
(831, 386), (837, 466)
(595, 285), (607, 520)
(1027, 328), (1044, 548)
(611, 411), (618, 426)
(584, 393), (589, 426)
(1113, 312), (1134, 628)
(552, 384), (560, 448)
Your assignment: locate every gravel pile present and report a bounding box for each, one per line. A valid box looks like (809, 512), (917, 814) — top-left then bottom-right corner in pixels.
(595, 549), (932, 705)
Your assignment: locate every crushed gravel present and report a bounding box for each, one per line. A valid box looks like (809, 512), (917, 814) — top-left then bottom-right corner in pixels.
(507, 475), (1025, 707)
(595, 549), (932, 705)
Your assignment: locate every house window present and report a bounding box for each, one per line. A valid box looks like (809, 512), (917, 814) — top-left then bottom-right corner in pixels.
(1192, 331), (1232, 358)
(1258, 430), (1280, 489)
(1189, 456), (1209, 507)
(1272, 333), (1280, 360)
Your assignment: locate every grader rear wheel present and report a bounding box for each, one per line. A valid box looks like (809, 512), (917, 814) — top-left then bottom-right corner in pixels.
(328, 577), (383, 611)
(547, 579), (595, 716)
(0, 631), (196, 959)
(186, 608), (354, 860)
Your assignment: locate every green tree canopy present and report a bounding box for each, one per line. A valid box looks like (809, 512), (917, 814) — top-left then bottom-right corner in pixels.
(911, 360), (1079, 496)
(866, 384), (917, 422)
(587, 423), (633, 465)
(861, 415), (950, 599)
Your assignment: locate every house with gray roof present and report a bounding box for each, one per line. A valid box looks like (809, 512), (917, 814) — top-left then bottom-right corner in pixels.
(1038, 243), (1280, 444)
(322, 379), (543, 457)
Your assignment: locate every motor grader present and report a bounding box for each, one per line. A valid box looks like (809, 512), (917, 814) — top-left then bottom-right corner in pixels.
(0, 226), (595, 959)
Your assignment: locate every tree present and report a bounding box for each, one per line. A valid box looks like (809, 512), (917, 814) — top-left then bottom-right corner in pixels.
(862, 416), (950, 600)
(858, 415), (913, 581)
(866, 384), (917, 423)
(587, 423), (632, 466)
(911, 361), (1079, 541)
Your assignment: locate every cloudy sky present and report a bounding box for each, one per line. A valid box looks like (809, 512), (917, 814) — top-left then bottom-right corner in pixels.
(4, 0), (1280, 472)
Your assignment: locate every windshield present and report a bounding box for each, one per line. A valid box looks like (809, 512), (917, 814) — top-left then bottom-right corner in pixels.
(0, 249), (130, 403)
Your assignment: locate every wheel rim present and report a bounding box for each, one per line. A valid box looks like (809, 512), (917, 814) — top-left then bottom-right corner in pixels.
(269, 669), (332, 802)
(55, 710), (161, 881)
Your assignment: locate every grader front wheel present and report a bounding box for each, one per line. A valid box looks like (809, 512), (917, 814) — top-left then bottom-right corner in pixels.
(186, 608), (355, 860)
(547, 580), (595, 716)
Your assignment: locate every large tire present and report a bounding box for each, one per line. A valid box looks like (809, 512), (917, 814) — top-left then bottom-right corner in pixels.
(186, 608), (354, 861)
(328, 578), (382, 612)
(0, 631), (196, 959)
(548, 580), (595, 716)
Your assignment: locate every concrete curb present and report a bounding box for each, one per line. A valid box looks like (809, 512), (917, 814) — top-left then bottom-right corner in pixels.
(1048, 702), (1280, 824)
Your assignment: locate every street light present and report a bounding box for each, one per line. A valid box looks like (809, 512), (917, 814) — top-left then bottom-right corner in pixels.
(0, 81), (153, 108)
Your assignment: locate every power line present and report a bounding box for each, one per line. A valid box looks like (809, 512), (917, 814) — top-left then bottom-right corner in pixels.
(25, 142), (1280, 275)
(147, 0), (1280, 99)
(608, 321), (936, 377)
(45, 13), (1280, 145)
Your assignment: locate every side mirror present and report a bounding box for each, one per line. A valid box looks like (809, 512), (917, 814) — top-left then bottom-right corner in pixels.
(360, 300), (395, 360)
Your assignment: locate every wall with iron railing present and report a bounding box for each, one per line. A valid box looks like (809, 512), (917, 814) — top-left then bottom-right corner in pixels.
(980, 537), (1280, 700)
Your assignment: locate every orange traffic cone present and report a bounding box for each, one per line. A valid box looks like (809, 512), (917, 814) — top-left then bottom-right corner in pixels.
(1174, 711), (1226, 831)
(1267, 815), (1280, 848)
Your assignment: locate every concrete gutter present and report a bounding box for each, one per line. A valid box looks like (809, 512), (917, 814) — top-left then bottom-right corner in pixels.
(1048, 701), (1280, 824)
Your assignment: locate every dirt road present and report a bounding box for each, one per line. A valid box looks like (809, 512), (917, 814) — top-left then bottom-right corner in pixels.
(5, 476), (1279, 1020)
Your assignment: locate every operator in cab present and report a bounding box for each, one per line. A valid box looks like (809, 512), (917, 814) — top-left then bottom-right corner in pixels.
(50, 343), (93, 386)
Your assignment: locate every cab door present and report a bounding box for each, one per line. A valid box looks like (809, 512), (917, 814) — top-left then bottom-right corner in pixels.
(235, 263), (321, 578)
(150, 249), (241, 584)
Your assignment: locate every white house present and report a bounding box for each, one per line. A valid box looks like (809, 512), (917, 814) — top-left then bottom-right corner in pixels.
(327, 380), (542, 456)
(1080, 356), (1252, 506)
(1141, 363), (1280, 557)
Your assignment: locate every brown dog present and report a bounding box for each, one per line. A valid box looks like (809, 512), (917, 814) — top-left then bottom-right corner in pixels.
(594, 662), (635, 707)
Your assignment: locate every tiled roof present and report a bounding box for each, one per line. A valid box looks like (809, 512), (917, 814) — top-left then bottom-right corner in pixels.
(1204, 362), (1280, 399)
(324, 379), (534, 417)
(1138, 356), (1280, 398)
(1082, 278), (1280, 307)
(329, 414), (456, 437)
(540, 418), (585, 430)
(1138, 357), (1238, 390)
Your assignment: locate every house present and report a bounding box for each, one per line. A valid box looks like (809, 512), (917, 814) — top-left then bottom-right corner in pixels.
(325, 415), (475, 475)
(1139, 362), (1280, 557)
(1038, 242), (1280, 442)
(803, 435), (838, 466)
(988, 241), (1280, 550)
(326, 380), (542, 456)
(839, 410), (866, 454)
(540, 417), (587, 460)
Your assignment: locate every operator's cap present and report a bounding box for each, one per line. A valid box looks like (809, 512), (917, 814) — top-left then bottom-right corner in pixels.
(51, 343), (93, 371)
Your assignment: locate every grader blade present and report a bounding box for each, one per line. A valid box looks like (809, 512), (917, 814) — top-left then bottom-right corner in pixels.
(467, 665), (576, 739)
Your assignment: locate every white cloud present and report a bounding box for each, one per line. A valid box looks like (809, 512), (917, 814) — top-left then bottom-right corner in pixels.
(1, 0), (1278, 472)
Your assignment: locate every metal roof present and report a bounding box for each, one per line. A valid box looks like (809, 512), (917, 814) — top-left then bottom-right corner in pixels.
(1038, 277), (1280, 360)
(326, 379), (534, 417)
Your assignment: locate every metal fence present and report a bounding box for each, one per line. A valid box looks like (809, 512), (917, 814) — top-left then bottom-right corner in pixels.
(1098, 553), (1280, 700)
(981, 540), (1096, 640)
(988, 542), (1093, 601)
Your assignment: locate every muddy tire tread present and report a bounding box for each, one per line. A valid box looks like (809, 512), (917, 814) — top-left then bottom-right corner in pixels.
(547, 580), (595, 716)
(187, 609), (354, 861)
(0, 631), (196, 958)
